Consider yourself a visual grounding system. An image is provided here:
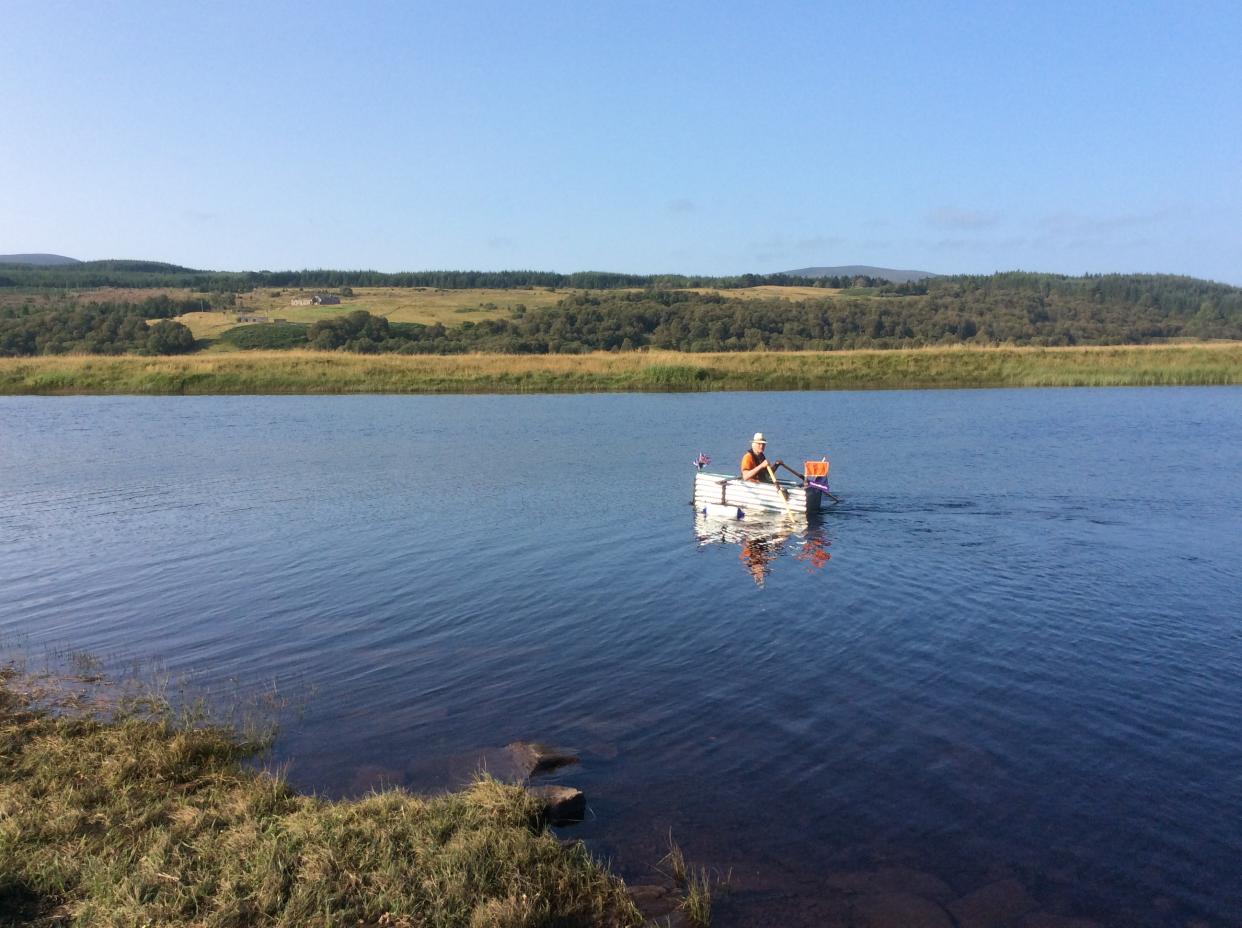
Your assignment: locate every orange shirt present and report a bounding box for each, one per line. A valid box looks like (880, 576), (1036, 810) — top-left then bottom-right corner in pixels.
(740, 450), (769, 481)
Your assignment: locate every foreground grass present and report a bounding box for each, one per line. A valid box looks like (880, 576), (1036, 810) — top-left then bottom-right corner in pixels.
(0, 343), (1239, 395)
(0, 667), (641, 928)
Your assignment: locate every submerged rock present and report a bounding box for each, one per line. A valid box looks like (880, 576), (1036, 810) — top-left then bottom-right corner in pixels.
(949, 878), (1038, 928)
(824, 866), (954, 903)
(851, 891), (954, 928)
(530, 785), (586, 825)
(628, 883), (679, 919)
(505, 741), (580, 778)
(1016, 914), (1102, 928)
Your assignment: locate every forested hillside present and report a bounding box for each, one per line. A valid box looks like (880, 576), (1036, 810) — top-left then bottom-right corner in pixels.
(2, 271), (1239, 357)
(0, 261), (878, 292)
(220, 274), (1241, 354)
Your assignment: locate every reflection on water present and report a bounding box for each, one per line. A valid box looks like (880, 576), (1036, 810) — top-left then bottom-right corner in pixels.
(694, 511), (833, 587)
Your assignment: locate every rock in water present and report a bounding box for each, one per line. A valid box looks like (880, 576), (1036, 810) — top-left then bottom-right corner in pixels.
(852, 892), (955, 928)
(627, 884), (679, 919)
(530, 785), (586, 825)
(505, 741), (580, 778)
(949, 878), (1039, 928)
(1016, 915), (1102, 928)
(824, 867), (954, 903)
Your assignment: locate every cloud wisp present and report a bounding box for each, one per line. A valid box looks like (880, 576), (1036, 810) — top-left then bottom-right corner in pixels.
(927, 206), (1000, 230)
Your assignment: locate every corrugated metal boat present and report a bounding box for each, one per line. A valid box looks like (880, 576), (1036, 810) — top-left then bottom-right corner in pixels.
(693, 471), (825, 516)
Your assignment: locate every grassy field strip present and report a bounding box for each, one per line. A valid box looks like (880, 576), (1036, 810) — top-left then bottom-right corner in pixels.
(1, 343), (1239, 395)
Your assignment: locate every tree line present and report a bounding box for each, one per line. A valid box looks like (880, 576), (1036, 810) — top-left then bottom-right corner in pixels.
(0, 260), (882, 293)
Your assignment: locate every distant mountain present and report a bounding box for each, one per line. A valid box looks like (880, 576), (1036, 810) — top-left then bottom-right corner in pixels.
(785, 265), (938, 283)
(0, 253), (82, 266)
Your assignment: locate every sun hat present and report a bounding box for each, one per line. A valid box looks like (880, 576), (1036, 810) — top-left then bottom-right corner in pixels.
(752, 432), (767, 444)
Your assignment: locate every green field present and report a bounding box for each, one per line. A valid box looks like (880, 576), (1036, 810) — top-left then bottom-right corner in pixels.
(2, 343), (1238, 395)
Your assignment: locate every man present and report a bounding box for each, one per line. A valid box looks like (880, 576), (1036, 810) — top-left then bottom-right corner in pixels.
(740, 432), (782, 482)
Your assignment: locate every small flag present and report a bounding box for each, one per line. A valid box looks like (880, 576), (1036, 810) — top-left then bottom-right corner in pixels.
(693, 452), (711, 469)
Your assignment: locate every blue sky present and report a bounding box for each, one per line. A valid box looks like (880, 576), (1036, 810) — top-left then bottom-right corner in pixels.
(3, 0), (1239, 281)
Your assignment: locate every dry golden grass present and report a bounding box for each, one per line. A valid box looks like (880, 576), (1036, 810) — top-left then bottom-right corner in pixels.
(171, 311), (240, 340)
(685, 285), (845, 300)
(2, 343), (1239, 395)
(236, 286), (582, 326)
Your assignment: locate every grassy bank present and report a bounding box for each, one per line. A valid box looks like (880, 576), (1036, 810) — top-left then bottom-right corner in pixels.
(0, 343), (1239, 395)
(0, 666), (641, 927)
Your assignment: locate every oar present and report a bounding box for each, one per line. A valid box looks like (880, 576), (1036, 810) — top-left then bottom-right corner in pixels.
(778, 461), (841, 503)
(765, 461), (797, 520)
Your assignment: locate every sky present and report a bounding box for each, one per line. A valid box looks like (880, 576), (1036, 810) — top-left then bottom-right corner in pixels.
(2, 0), (1240, 282)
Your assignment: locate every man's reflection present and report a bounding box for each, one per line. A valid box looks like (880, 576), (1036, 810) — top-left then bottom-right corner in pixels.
(740, 534), (777, 587)
(794, 531), (832, 572)
(695, 513), (832, 587)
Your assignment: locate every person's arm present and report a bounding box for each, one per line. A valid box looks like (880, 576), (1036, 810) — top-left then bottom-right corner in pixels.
(741, 454), (771, 480)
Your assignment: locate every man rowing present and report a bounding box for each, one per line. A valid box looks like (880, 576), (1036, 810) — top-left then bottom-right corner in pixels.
(740, 432), (783, 482)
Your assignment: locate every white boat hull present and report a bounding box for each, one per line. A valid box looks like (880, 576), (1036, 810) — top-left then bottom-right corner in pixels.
(693, 471), (824, 515)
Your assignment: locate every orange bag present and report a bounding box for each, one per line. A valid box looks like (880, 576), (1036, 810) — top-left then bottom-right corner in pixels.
(804, 459), (829, 478)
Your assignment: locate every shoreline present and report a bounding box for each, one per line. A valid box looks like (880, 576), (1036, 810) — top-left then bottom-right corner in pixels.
(0, 664), (653, 927)
(1, 342), (1240, 395)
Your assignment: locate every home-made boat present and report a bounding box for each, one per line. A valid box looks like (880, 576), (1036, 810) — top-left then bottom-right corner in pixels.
(693, 471), (826, 516)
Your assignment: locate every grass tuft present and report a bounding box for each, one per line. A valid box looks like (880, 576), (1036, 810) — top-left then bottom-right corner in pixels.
(662, 830), (688, 885)
(682, 867), (715, 928)
(660, 832), (728, 928)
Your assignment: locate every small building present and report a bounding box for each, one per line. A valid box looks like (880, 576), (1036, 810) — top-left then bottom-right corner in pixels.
(290, 293), (341, 306)
(235, 314), (270, 324)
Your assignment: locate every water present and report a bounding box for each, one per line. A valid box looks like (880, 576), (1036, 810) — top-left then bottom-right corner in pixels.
(2, 388), (1240, 926)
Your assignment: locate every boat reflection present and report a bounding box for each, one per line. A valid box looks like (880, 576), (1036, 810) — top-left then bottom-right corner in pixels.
(693, 511), (833, 587)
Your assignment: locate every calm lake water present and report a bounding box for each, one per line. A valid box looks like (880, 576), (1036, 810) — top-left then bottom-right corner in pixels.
(2, 388), (1240, 927)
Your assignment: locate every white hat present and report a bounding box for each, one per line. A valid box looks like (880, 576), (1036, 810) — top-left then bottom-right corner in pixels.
(752, 432), (767, 444)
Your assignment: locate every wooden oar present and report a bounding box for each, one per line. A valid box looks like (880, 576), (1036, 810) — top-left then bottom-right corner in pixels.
(778, 461), (841, 503)
(765, 461), (797, 520)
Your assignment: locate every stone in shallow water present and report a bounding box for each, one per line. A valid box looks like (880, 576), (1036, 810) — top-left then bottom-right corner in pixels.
(504, 741), (580, 778)
(949, 878), (1039, 928)
(529, 785), (585, 825)
(852, 891), (955, 928)
(824, 866), (955, 902)
(1016, 914), (1102, 928)
(628, 883), (678, 919)
(587, 740), (619, 760)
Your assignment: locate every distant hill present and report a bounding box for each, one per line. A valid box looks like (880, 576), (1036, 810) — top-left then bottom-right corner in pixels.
(785, 265), (938, 283)
(0, 253), (81, 266)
